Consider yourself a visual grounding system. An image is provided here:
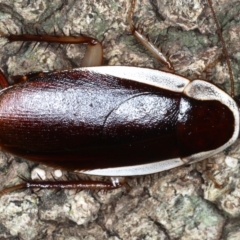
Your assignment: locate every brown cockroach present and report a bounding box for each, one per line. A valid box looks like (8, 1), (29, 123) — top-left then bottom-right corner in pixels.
(0, 0), (238, 196)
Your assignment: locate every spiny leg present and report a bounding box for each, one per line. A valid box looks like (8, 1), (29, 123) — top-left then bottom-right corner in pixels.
(0, 175), (127, 196)
(7, 33), (103, 67)
(127, 0), (174, 71)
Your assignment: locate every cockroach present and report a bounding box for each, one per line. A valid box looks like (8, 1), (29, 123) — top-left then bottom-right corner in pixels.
(0, 0), (238, 195)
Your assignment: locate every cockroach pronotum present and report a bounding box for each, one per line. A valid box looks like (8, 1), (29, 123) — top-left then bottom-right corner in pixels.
(0, 0), (238, 195)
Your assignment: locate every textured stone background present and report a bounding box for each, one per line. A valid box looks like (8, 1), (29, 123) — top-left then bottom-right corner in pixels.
(0, 0), (240, 239)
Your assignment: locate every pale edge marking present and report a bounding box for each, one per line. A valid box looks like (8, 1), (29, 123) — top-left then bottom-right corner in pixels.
(79, 66), (190, 93)
(182, 80), (239, 164)
(76, 158), (184, 176)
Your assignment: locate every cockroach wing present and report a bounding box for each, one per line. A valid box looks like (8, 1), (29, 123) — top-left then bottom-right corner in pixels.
(0, 66), (237, 176)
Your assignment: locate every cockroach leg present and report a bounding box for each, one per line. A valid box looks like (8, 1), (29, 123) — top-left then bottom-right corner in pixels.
(0, 70), (9, 88)
(132, 28), (174, 71)
(0, 176), (126, 196)
(127, 0), (174, 71)
(0, 182), (26, 197)
(0, 67), (47, 87)
(11, 72), (46, 84)
(6, 33), (103, 67)
(80, 39), (103, 67)
(0, 71), (47, 86)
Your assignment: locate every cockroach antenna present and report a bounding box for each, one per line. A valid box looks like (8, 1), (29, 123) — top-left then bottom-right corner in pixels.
(207, 0), (235, 97)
